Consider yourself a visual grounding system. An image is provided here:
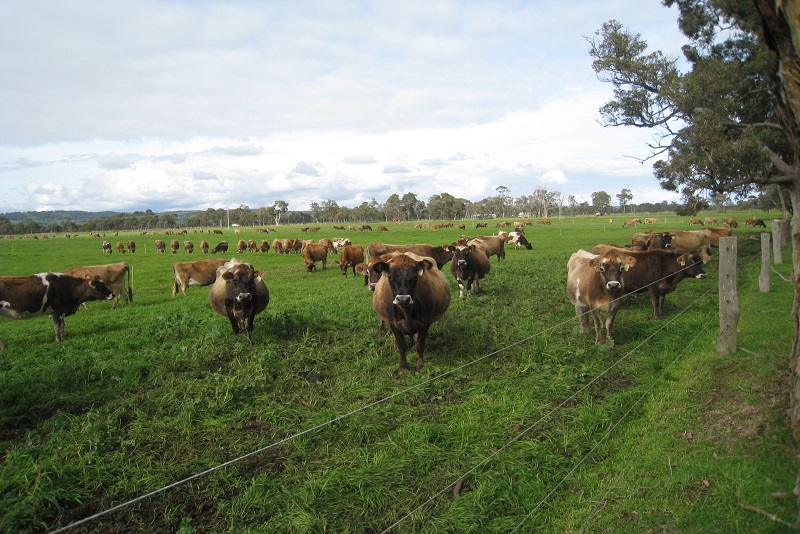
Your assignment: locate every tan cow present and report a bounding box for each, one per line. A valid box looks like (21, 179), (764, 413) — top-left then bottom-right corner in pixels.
(116, 241), (126, 253)
(172, 258), (229, 296)
(200, 240), (210, 253)
(302, 243), (329, 272)
(688, 218), (704, 226)
(696, 226), (732, 247)
(170, 239), (180, 253)
(237, 239), (247, 254)
(155, 239), (166, 253)
(183, 241), (194, 253)
(335, 245), (365, 276)
(667, 230), (712, 255)
(63, 262), (133, 310)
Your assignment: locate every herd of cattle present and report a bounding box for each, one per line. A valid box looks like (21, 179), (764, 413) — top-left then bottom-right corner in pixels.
(0, 222), (746, 369)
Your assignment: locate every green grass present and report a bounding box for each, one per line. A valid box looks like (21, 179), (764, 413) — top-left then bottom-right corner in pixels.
(0, 211), (796, 532)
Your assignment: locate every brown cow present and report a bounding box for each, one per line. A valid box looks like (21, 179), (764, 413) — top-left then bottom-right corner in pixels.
(688, 218), (704, 225)
(200, 240), (210, 253)
(183, 241), (194, 253)
(631, 231), (673, 249)
(0, 272), (114, 344)
(302, 242), (329, 272)
(116, 241), (126, 253)
(592, 245), (710, 319)
(447, 243), (490, 298)
(366, 242), (452, 269)
(466, 235), (506, 262)
(724, 218), (738, 227)
(371, 253), (451, 371)
(317, 238), (336, 254)
(259, 240), (270, 253)
(644, 217), (657, 224)
(237, 239), (247, 254)
(170, 239), (180, 253)
(172, 258), (229, 296)
(475, 222), (488, 228)
(667, 231), (712, 255)
(208, 259), (269, 345)
(63, 262), (133, 310)
(696, 226), (732, 247)
(155, 239), (166, 254)
(335, 245), (365, 277)
(751, 218), (767, 228)
(377, 225), (389, 231)
(621, 219), (639, 227)
(126, 240), (136, 253)
(566, 248), (636, 344)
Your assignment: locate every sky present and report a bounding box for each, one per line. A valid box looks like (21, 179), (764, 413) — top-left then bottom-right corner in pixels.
(0, 0), (688, 215)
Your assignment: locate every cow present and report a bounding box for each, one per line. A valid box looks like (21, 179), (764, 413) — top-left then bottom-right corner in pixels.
(126, 241), (136, 253)
(566, 248), (636, 344)
(259, 240), (270, 253)
(507, 231), (532, 250)
(172, 258), (229, 296)
(466, 235), (506, 262)
(183, 241), (194, 253)
(371, 253), (451, 371)
(116, 242), (126, 254)
(667, 230), (712, 255)
(0, 272), (115, 344)
(366, 242), (452, 270)
(688, 218), (704, 225)
(155, 239), (166, 254)
(644, 217), (657, 224)
(302, 242), (329, 272)
(63, 262), (133, 310)
(317, 238), (336, 254)
(213, 229), (223, 235)
(170, 239), (180, 253)
(704, 217), (719, 224)
(475, 222), (488, 228)
(696, 226), (732, 247)
(102, 241), (113, 254)
(447, 243), (490, 298)
(631, 231), (673, 249)
(331, 237), (351, 251)
(751, 218), (767, 228)
(358, 225), (373, 231)
(237, 239), (247, 254)
(200, 240), (210, 254)
(724, 218), (738, 227)
(591, 244), (710, 320)
(377, 225), (389, 231)
(208, 259), (269, 345)
(621, 219), (639, 227)
(211, 241), (229, 254)
(335, 245), (365, 277)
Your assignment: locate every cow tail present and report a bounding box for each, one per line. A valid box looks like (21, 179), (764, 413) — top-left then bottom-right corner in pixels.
(127, 265), (134, 303)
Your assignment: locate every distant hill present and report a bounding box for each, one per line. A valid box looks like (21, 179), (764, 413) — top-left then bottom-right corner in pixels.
(1, 210), (198, 225)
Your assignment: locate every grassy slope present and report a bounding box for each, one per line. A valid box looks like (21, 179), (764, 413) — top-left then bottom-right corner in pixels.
(0, 212), (796, 532)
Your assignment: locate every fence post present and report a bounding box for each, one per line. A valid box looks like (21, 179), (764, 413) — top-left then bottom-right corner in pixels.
(759, 232), (771, 293)
(717, 236), (739, 356)
(772, 220), (783, 264)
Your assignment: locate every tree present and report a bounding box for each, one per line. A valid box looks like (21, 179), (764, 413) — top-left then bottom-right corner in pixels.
(590, 1), (800, 432)
(591, 191), (612, 213)
(495, 186), (511, 218)
(616, 188), (633, 213)
(273, 200), (288, 225)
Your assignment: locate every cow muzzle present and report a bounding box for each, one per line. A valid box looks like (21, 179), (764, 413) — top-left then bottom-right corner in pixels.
(236, 292), (252, 304)
(695, 273), (707, 279)
(393, 294), (413, 306)
(457, 260), (467, 266)
(605, 281), (621, 289)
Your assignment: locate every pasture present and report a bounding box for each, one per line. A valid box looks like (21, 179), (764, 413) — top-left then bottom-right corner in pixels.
(0, 213), (796, 532)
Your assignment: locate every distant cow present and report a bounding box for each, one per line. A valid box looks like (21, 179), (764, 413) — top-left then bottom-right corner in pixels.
(688, 218), (704, 226)
(644, 218), (657, 224)
(237, 239), (247, 254)
(696, 226), (732, 247)
(466, 235), (506, 262)
(259, 240), (270, 253)
(302, 242), (329, 272)
(371, 253), (451, 371)
(126, 241), (136, 253)
(211, 241), (229, 254)
(183, 241), (194, 253)
(750, 218), (767, 228)
(566, 248), (636, 344)
(335, 245), (365, 277)
(331, 237), (351, 251)
(447, 243), (490, 298)
(475, 222), (488, 228)
(377, 225), (389, 231)
(724, 218), (738, 227)
(208, 259), (269, 345)
(63, 262), (133, 310)
(0, 272), (114, 345)
(170, 239), (180, 253)
(200, 240), (209, 254)
(507, 231), (532, 250)
(366, 242), (452, 270)
(116, 242), (126, 254)
(155, 239), (166, 254)
(172, 258), (229, 296)
(621, 219), (639, 227)
(704, 217), (719, 224)
(102, 241), (113, 254)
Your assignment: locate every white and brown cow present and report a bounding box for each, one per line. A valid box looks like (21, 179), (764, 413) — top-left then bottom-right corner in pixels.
(335, 245), (365, 277)
(302, 242), (329, 272)
(208, 259), (269, 345)
(63, 262), (132, 310)
(566, 248), (636, 344)
(371, 253), (451, 372)
(447, 243), (490, 298)
(507, 231), (532, 250)
(172, 258), (229, 296)
(102, 241), (113, 254)
(0, 272), (115, 345)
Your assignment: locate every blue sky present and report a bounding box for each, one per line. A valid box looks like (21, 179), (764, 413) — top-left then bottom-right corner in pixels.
(0, 0), (687, 214)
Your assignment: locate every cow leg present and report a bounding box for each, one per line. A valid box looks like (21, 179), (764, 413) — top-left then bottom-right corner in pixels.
(389, 325), (410, 371)
(456, 279), (465, 299)
(605, 309), (618, 344)
(53, 314), (66, 342)
(575, 305), (589, 333)
(414, 325), (431, 371)
(591, 310), (604, 344)
(649, 288), (665, 320)
(226, 311), (241, 335)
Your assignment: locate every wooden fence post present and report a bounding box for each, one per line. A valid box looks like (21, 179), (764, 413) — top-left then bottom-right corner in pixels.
(759, 232), (771, 293)
(717, 236), (739, 356)
(773, 220), (783, 264)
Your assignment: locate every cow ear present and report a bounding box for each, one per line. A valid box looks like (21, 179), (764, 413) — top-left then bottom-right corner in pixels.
(624, 256), (636, 270)
(222, 271), (234, 281)
(417, 259), (434, 274)
(372, 261), (389, 274)
(255, 270), (266, 280)
(588, 258), (600, 270)
(677, 254), (687, 266)
(447, 245), (455, 253)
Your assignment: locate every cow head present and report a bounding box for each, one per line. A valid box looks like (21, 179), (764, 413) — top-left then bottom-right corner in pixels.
(677, 253), (710, 278)
(373, 257), (435, 307)
(660, 232), (673, 248)
(220, 263), (259, 328)
(447, 244), (473, 272)
(588, 254), (636, 290)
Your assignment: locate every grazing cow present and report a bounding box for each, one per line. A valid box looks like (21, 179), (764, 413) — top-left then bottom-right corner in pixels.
(447, 243), (490, 298)
(335, 245), (365, 277)
(751, 218), (767, 228)
(0, 272), (114, 344)
(371, 253), (451, 371)
(475, 222), (488, 228)
(621, 219), (639, 227)
(317, 238), (336, 254)
(155, 239), (166, 254)
(102, 241), (113, 254)
(259, 240), (270, 253)
(211, 241), (229, 254)
(724, 218), (738, 227)
(172, 258), (229, 296)
(200, 240), (209, 254)
(644, 218), (657, 224)
(246, 239), (257, 253)
(667, 231), (712, 255)
(507, 231), (532, 250)
(566, 248), (636, 344)
(127, 241), (136, 253)
(331, 237), (351, 251)
(704, 217), (719, 224)
(170, 239), (180, 254)
(116, 242), (126, 254)
(696, 226), (732, 247)
(213, 229), (223, 235)
(183, 241), (194, 253)
(358, 225), (373, 231)
(208, 259), (269, 345)
(63, 262), (133, 310)
(237, 239), (247, 254)
(377, 225), (389, 231)
(302, 243), (329, 272)
(592, 245), (710, 319)
(272, 239), (285, 254)
(466, 235), (506, 262)
(366, 242), (452, 270)
(688, 218), (704, 225)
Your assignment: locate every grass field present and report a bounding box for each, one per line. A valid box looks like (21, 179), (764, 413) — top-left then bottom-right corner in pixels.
(0, 212), (797, 532)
